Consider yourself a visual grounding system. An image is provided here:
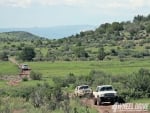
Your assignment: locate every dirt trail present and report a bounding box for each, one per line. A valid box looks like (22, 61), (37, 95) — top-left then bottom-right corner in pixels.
(7, 57), (31, 86)
(82, 98), (113, 113)
(8, 57), (19, 66)
(82, 98), (150, 113)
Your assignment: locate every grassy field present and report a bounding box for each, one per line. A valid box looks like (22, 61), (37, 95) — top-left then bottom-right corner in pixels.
(131, 98), (150, 103)
(0, 97), (98, 113)
(0, 58), (150, 88)
(0, 61), (19, 75)
(26, 58), (150, 77)
(0, 59), (150, 113)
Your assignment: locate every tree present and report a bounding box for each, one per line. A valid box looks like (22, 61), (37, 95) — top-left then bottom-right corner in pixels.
(20, 47), (35, 61)
(97, 47), (105, 60)
(127, 68), (150, 98)
(34, 40), (42, 46)
(133, 15), (145, 22)
(0, 51), (8, 61)
(74, 47), (89, 58)
(146, 24), (150, 33)
(111, 22), (124, 31)
(110, 49), (118, 56)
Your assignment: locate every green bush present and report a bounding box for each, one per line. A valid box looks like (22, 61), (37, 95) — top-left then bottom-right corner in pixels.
(22, 77), (28, 81)
(127, 68), (150, 98)
(0, 51), (8, 61)
(30, 71), (42, 80)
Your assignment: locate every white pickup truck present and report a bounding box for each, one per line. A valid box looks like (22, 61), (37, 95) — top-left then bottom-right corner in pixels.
(74, 85), (92, 97)
(93, 85), (117, 105)
(20, 64), (29, 70)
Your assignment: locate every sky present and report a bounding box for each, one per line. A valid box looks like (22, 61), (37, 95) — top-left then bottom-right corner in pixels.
(0, 0), (150, 28)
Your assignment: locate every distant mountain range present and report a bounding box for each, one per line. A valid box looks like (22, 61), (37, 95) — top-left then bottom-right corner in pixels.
(0, 25), (96, 39)
(0, 31), (41, 40)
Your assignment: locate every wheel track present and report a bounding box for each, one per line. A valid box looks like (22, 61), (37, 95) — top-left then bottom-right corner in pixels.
(81, 98), (150, 113)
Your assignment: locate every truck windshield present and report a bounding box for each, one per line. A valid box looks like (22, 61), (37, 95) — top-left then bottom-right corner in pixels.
(100, 86), (113, 91)
(79, 85), (89, 90)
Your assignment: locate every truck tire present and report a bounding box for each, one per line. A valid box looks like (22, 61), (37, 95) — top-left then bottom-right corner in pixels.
(93, 97), (97, 105)
(97, 97), (102, 105)
(111, 100), (115, 105)
(90, 93), (94, 98)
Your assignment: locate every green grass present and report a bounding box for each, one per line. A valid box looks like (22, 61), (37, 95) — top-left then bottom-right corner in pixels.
(0, 79), (54, 89)
(26, 58), (150, 77)
(0, 61), (19, 75)
(131, 98), (150, 103)
(130, 98), (150, 111)
(0, 97), (98, 113)
(1, 58), (150, 90)
(0, 80), (7, 88)
(0, 59), (150, 113)
(20, 79), (54, 87)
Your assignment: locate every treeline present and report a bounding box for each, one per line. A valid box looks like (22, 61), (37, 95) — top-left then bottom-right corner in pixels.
(0, 14), (150, 61)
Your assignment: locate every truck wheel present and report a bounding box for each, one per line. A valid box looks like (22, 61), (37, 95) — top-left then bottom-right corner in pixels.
(93, 98), (97, 105)
(90, 93), (94, 98)
(111, 100), (115, 105)
(97, 97), (102, 105)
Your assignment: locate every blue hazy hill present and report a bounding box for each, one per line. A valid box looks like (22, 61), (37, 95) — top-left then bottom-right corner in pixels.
(0, 25), (95, 39)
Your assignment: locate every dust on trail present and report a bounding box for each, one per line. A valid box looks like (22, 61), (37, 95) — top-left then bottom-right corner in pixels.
(81, 98), (150, 113)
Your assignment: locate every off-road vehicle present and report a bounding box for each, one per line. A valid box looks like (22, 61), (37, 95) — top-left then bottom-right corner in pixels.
(74, 85), (92, 97)
(93, 85), (117, 105)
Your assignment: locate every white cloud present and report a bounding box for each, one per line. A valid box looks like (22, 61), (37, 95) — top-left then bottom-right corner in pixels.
(64, 0), (86, 6)
(37, 0), (86, 7)
(130, 0), (145, 8)
(10, 0), (31, 8)
(93, 0), (145, 9)
(0, 0), (150, 10)
(0, 0), (32, 8)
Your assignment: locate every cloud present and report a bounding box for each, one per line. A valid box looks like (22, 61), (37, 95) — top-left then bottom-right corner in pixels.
(0, 0), (150, 10)
(130, 0), (145, 8)
(37, 0), (86, 7)
(93, 0), (150, 9)
(37, 0), (150, 13)
(0, 0), (32, 8)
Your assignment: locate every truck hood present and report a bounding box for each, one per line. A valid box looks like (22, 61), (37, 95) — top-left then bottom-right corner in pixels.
(98, 90), (117, 95)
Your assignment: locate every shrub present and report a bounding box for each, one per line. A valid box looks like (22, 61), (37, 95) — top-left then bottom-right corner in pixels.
(145, 46), (150, 49)
(127, 68), (150, 98)
(110, 49), (118, 56)
(0, 51), (8, 61)
(132, 52), (144, 58)
(52, 76), (69, 87)
(22, 77), (28, 81)
(30, 71), (42, 80)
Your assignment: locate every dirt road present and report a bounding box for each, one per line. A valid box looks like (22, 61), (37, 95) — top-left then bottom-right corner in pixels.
(7, 57), (31, 86)
(82, 98), (150, 113)
(8, 57), (19, 66)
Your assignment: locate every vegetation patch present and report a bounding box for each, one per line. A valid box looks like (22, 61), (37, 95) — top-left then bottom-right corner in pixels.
(0, 61), (19, 76)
